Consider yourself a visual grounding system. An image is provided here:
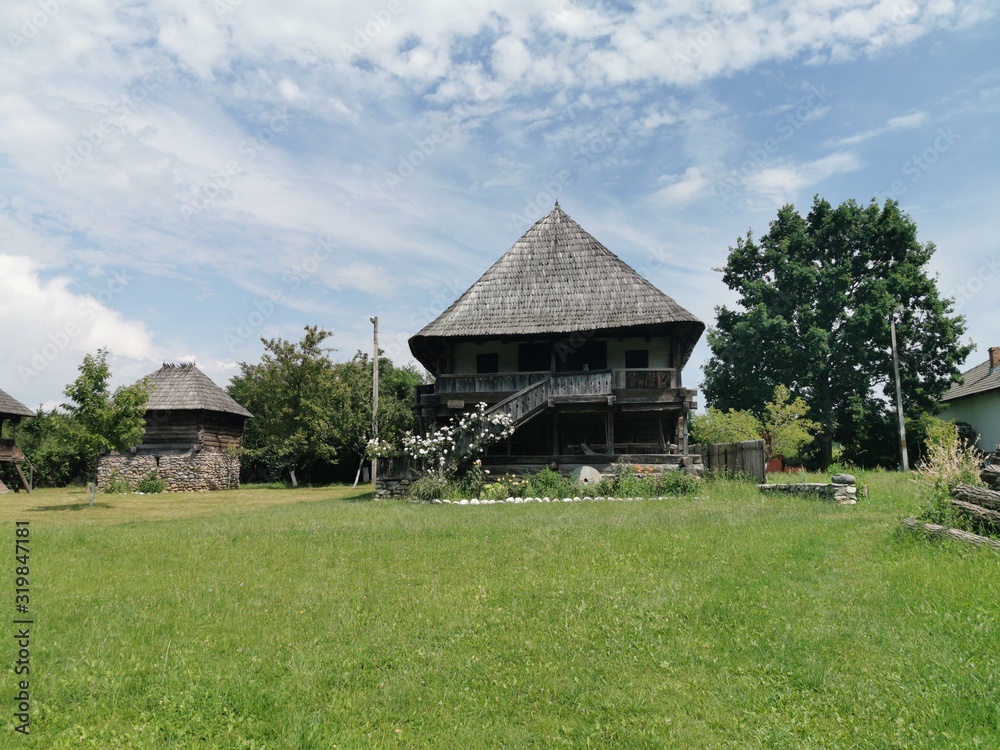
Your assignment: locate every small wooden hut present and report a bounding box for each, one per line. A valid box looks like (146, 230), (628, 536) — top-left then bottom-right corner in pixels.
(96, 363), (252, 492)
(0, 388), (35, 493)
(408, 202), (705, 475)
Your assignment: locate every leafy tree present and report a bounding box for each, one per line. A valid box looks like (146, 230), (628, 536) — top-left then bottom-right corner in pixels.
(228, 326), (424, 484)
(690, 407), (761, 446)
(761, 385), (820, 460)
(13, 410), (91, 487)
(61, 348), (152, 477)
(228, 326), (341, 484)
(690, 385), (818, 460)
(703, 197), (971, 468)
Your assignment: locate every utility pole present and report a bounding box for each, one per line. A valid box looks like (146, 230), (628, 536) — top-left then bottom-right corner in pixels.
(370, 316), (379, 487)
(890, 308), (909, 472)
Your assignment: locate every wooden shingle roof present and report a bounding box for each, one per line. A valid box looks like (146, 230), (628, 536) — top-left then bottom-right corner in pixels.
(142, 363), (252, 418)
(410, 203), (704, 370)
(0, 388), (34, 421)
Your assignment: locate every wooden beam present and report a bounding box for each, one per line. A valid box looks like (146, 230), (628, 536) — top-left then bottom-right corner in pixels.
(901, 518), (1000, 550)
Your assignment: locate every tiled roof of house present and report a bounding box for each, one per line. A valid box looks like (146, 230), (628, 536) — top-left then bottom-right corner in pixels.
(942, 357), (1000, 402)
(141, 363), (253, 417)
(409, 203), (704, 371)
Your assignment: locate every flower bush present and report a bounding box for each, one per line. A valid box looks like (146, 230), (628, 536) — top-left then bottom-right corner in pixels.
(914, 419), (984, 527)
(402, 402), (515, 479)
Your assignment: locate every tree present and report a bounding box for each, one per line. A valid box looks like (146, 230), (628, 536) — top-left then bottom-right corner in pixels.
(227, 326), (424, 484)
(703, 197), (972, 468)
(62, 348), (151, 476)
(690, 385), (818, 460)
(228, 326), (341, 484)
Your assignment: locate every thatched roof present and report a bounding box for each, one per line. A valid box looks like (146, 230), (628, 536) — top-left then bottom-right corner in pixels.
(142, 363), (252, 418)
(410, 203), (704, 371)
(0, 388), (34, 421)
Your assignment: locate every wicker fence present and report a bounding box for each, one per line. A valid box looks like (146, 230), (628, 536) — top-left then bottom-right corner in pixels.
(691, 439), (766, 483)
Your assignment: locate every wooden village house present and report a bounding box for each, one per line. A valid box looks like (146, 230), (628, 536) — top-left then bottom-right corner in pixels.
(407, 202), (705, 477)
(97, 363), (252, 492)
(0, 388), (35, 493)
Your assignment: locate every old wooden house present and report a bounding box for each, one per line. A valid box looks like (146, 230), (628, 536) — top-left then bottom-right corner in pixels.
(0, 388), (35, 492)
(97, 363), (252, 491)
(408, 202), (705, 474)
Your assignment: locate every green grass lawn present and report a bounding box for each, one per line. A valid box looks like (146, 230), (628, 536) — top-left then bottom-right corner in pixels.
(4, 473), (1000, 748)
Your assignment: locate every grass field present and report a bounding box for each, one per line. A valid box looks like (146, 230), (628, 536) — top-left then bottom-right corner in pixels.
(3, 473), (1000, 748)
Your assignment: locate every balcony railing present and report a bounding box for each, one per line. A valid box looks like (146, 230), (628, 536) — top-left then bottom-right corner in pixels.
(434, 369), (676, 395)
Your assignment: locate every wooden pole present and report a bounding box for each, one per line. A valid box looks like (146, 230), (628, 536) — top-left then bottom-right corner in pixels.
(890, 310), (909, 471)
(370, 316), (379, 489)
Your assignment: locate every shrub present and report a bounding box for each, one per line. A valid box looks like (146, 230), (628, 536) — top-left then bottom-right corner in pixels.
(914, 419), (983, 527)
(136, 471), (166, 494)
(481, 473), (530, 500)
(653, 469), (701, 496)
(103, 472), (131, 494)
(526, 467), (576, 498)
(409, 476), (454, 502)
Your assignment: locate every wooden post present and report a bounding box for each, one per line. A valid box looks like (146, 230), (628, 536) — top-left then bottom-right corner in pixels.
(370, 316), (379, 488)
(890, 310), (909, 471)
(606, 411), (615, 455)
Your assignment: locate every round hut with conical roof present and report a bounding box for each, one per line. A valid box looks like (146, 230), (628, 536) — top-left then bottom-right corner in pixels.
(96, 363), (252, 492)
(409, 203), (705, 475)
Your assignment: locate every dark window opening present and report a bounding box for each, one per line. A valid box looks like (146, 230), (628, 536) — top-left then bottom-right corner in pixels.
(625, 349), (649, 369)
(557, 340), (607, 372)
(518, 343), (550, 372)
(476, 353), (499, 374)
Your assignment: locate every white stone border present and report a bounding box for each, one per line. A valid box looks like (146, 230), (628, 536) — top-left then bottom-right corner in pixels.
(428, 495), (684, 505)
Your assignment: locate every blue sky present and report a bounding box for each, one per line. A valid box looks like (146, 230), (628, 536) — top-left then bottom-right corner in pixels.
(1, 0), (998, 409)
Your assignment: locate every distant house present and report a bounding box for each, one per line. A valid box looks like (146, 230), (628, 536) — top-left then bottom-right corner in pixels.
(408, 202), (705, 473)
(96, 363), (252, 491)
(940, 346), (1000, 452)
(0, 388), (35, 492)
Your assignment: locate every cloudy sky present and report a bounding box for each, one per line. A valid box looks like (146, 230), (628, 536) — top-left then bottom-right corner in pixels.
(2, 0), (997, 409)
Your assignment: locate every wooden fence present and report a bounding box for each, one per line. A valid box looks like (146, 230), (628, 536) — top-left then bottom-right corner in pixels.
(691, 439), (766, 483)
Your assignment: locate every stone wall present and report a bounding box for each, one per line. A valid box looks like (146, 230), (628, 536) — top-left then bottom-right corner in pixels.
(759, 474), (860, 505)
(375, 475), (413, 499)
(97, 450), (241, 492)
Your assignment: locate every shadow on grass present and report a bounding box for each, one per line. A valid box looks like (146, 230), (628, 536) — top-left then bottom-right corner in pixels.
(27, 502), (114, 512)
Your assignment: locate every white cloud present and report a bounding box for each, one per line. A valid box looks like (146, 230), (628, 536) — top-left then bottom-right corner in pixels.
(745, 151), (863, 201)
(832, 110), (929, 146)
(0, 255), (160, 405)
(653, 166), (711, 204)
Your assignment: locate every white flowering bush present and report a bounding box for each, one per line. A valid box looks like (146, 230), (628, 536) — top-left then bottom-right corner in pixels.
(365, 437), (398, 459)
(402, 402), (515, 479)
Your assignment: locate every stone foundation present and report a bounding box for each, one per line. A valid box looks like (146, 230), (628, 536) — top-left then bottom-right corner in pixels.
(97, 450), (241, 492)
(375, 475), (414, 499)
(759, 474), (860, 505)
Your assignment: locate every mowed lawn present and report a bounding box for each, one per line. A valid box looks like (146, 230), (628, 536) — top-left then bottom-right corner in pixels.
(4, 474), (1000, 748)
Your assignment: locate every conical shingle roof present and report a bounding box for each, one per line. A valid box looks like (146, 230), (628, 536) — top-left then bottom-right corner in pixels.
(0, 388), (34, 421)
(410, 204), (704, 370)
(142, 363), (252, 418)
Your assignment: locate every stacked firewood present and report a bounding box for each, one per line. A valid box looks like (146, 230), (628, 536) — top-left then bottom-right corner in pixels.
(903, 483), (1000, 550)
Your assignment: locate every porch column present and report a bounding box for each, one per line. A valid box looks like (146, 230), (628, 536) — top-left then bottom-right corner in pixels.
(606, 411), (615, 455)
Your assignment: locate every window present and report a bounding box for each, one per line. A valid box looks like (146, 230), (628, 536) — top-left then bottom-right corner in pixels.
(558, 340), (607, 371)
(518, 343), (550, 372)
(625, 349), (649, 369)
(476, 353), (499, 374)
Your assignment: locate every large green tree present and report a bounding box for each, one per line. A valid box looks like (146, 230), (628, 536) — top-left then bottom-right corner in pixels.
(228, 326), (423, 484)
(703, 197), (971, 468)
(62, 348), (152, 476)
